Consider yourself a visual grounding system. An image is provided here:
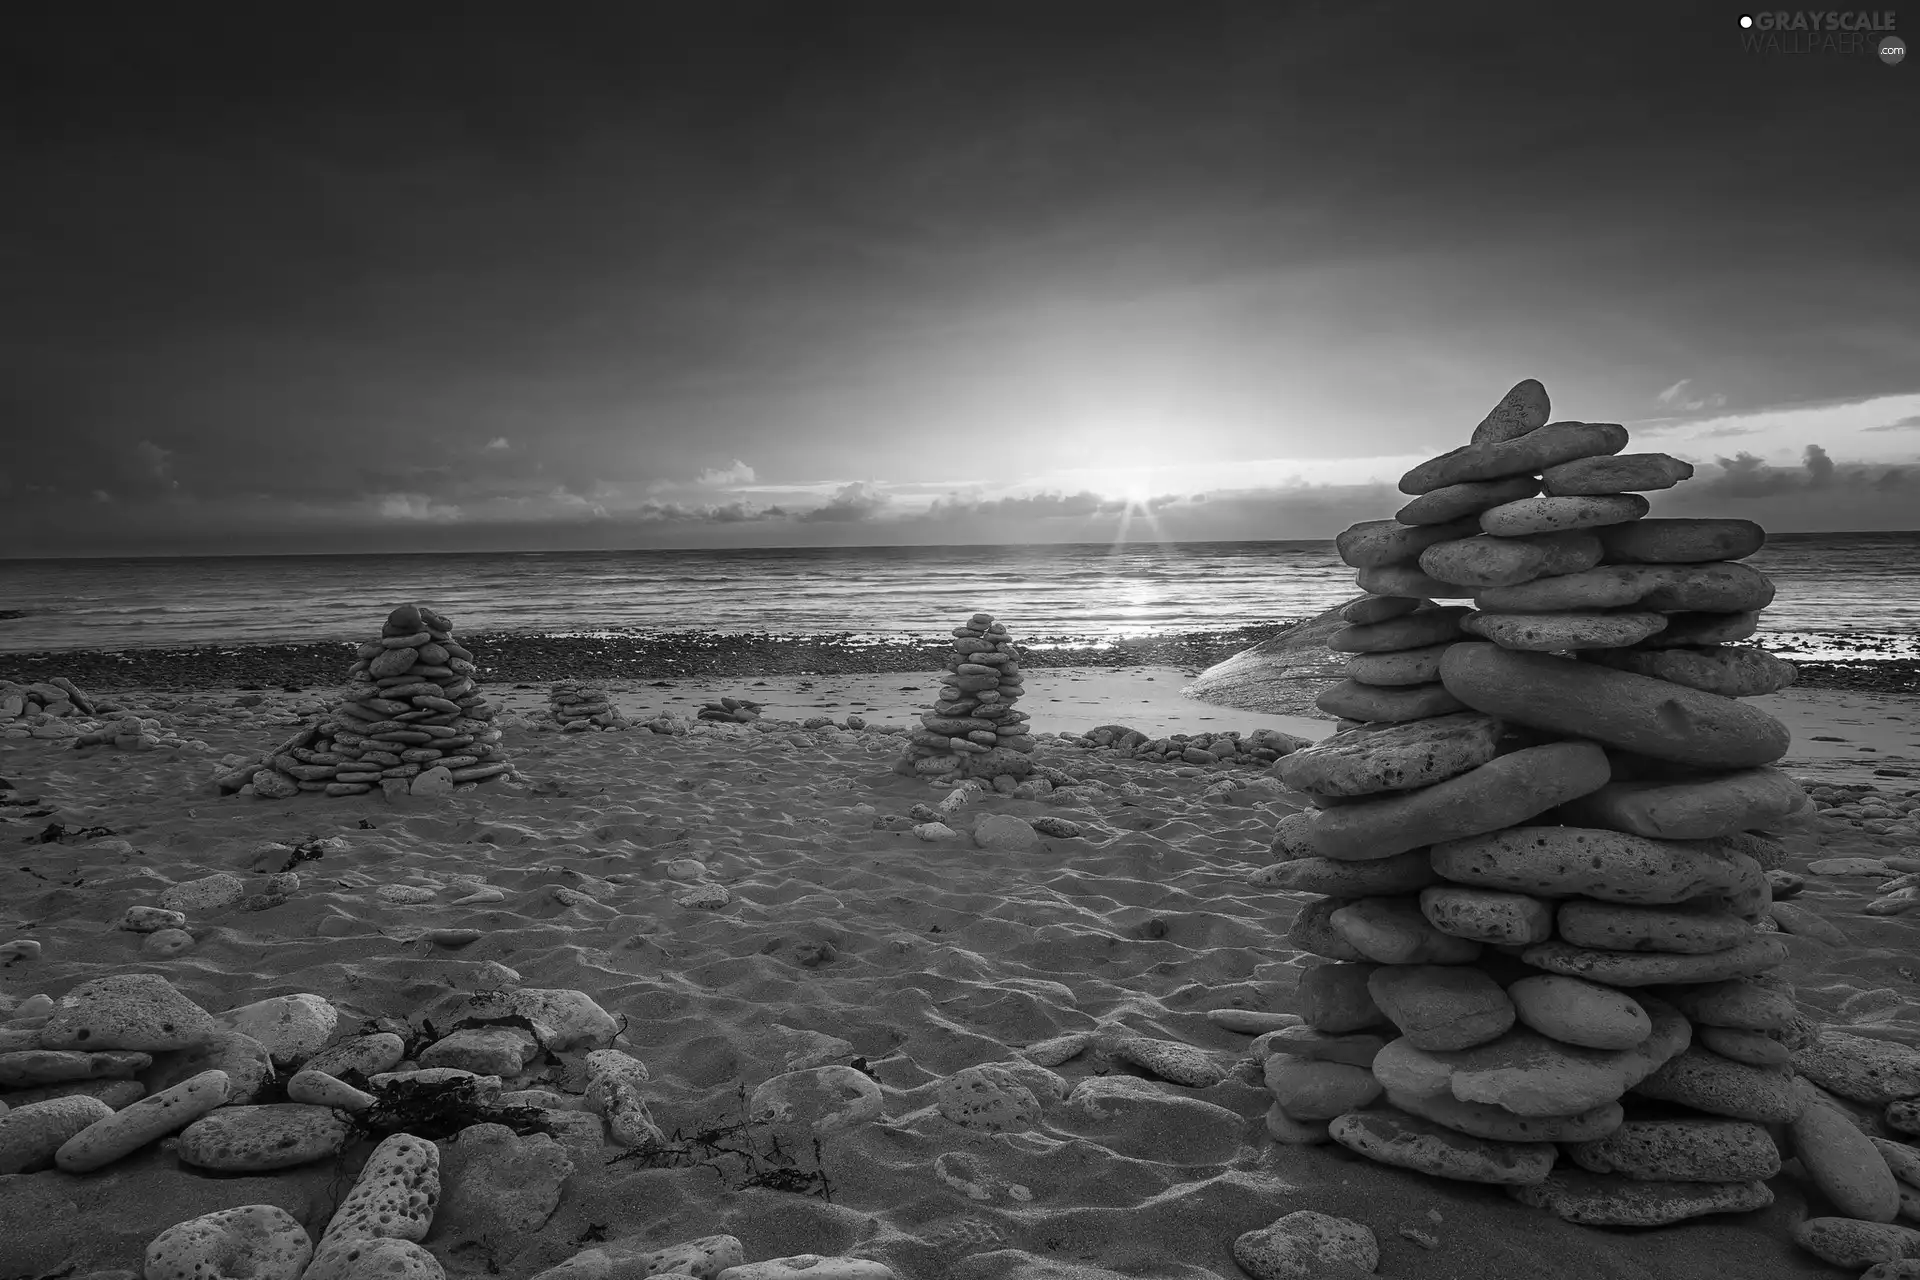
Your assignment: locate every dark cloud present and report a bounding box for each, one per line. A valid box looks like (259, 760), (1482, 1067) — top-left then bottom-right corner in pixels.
(1866, 415), (1920, 432)
(1696, 444), (1915, 499)
(796, 482), (890, 523)
(923, 490), (1128, 520)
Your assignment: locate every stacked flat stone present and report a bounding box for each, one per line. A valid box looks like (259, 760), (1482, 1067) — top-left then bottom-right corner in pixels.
(1260, 379), (1836, 1230)
(216, 603), (511, 799)
(895, 610), (1038, 794)
(549, 682), (626, 730)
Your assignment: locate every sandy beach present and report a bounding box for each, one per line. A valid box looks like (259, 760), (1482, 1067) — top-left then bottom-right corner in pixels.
(2, 663), (1916, 1280)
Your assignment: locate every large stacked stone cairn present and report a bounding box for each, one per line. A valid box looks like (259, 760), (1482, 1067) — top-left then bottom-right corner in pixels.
(548, 681), (628, 731)
(1253, 379), (1920, 1253)
(214, 603), (511, 800)
(895, 610), (1039, 793)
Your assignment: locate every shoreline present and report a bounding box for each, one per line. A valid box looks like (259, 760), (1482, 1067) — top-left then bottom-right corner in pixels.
(2, 625), (1914, 695)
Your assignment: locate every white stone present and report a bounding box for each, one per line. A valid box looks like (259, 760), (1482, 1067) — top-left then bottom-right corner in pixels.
(220, 993), (339, 1069)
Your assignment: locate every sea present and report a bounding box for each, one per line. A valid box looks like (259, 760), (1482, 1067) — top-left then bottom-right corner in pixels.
(2, 534), (1918, 663)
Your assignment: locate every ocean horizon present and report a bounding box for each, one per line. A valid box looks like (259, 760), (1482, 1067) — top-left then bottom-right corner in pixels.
(3, 533), (1918, 661)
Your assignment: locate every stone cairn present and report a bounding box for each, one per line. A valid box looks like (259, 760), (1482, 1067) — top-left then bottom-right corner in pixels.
(895, 610), (1039, 793)
(1253, 378), (1898, 1240)
(697, 696), (763, 724)
(1, 677), (100, 740)
(216, 603), (511, 800)
(548, 681), (627, 731)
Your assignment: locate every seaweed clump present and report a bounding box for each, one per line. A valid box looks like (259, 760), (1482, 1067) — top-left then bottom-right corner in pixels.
(609, 1082), (834, 1201)
(348, 1075), (557, 1143)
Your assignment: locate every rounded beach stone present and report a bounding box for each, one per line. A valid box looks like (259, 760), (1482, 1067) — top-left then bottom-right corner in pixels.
(1397, 475), (1543, 525)
(1387, 1087), (1622, 1143)
(1275, 712), (1503, 798)
(1599, 517), (1767, 563)
(1286, 897), (1366, 961)
(1567, 1118), (1780, 1182)
(1297, 963), (1389, 1034)
(177, 1102), (353, 1172)
(1521, 936), (1787, 987)
(1367, 965), (1514, 1051)
(288, 1069), (377, 1111)
(1335, 516), (1484, 569)
(1659, 980), (1796, 1032)
(1507, 976), (1653, 1051)
(304, 1032), (406, 1080)
(973, 813), (1038, 851)
(56, 1068), (231, 1172)
(1417, 530), (1602, 589)
(220, 993), (338, 1069)
(1328, 606), (1471, 654)
(1354, 564), (1473, 601)
(0, 1094), (114, 1174)
(1418, 886), (1554, 945)
(1439, 642), (1791, 768)
(1331, 898), (1483, 966)
(1109, 1036), (1227, 1088)
(1345, 641), (1454, 686)
(1340, 594), (1427, 625)
(754, 1065), (885, 1134)
(933, 1065), (1041, 1132)
(716, 1257), (894, 1280)
(1263, 1058), (1382, 1121)
(1260, 1027), (1387, 1069)
(317, 1131), (439, 1250)
(1264, 1101), (1333, 1145)
(0, 1049), (149, 1089)
(1697, 1026), (1789, 1068)
(1554, 900), (1754, 954)
(1635, 561), (1776, 613)
(1256, 852), (1437, 897)
(1580, 645), (1796, 697)
(1479, 493), (1650, 537)
(1232, 1210), (1379, 1280)
(1555, 768), (1808, 841)
(1313, 680), (1464, 724)
(39, 973), (219, 1051)
(1305, 741), (1610, 862)
(1793, 1031), (1920, 1106)
(1791, 1219), (1920, 1270)
(1508, 1170), (1773, 1227)
(1328, 1108), (1556, 1184)
(1792, 1102), (1901, 1221)
(1543, 452), (1694, 495)
(1399, 421), (1630, 495)
(1632, 1049), (1804, 1123)
(1470, 378), (1552, 445)
(145, 1205), (314, 1280)
(1430, 825), (1757, 905)
(1635, 610), (1760, 649)
(1441, 994), (1690, 1117)
(1462, 610), (1667, 651)
(1473, 564), (1663, 614)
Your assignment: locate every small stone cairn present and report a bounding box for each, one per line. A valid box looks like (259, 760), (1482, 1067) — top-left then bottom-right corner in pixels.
(1254, 380), (1918, 1250)
(1, 677), (99, 739)
(548, 681), (627, 731)
(215, 603), (512, 800)
(895, 610), (1039, 793)
(697, 696), (764, 724)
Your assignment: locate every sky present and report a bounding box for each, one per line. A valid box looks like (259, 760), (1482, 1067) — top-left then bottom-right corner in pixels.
(2, 2), (1916, 556)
